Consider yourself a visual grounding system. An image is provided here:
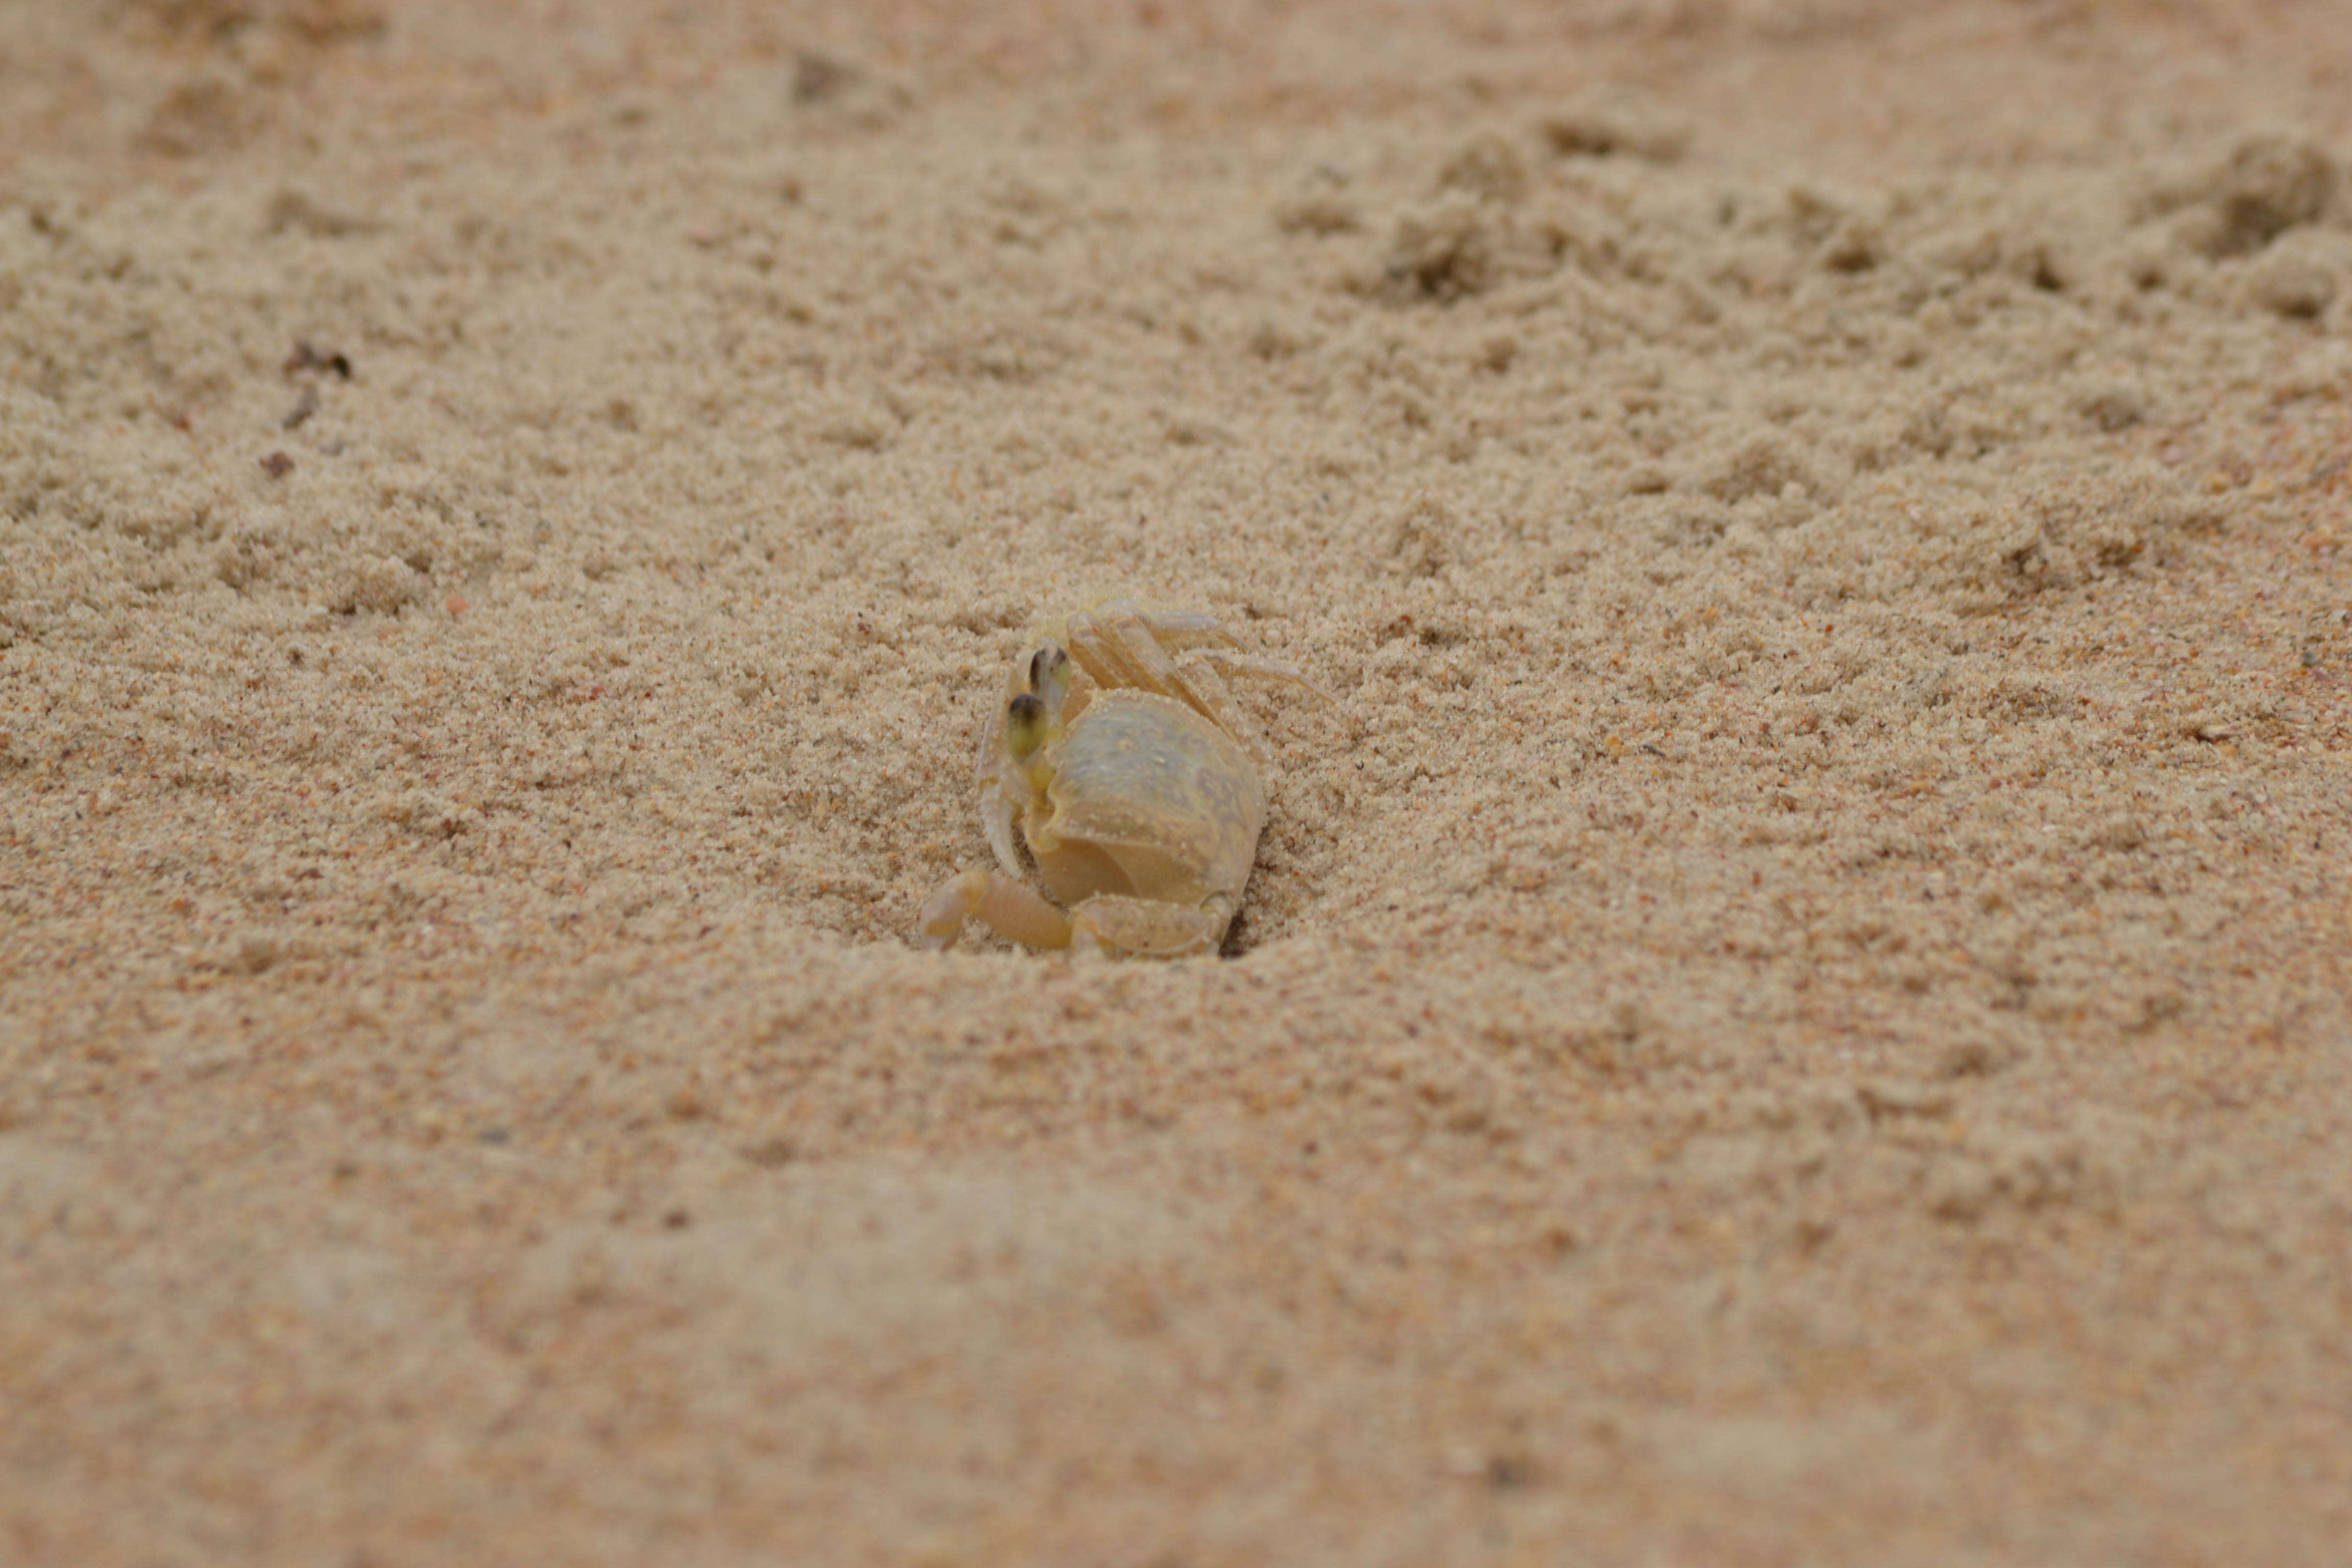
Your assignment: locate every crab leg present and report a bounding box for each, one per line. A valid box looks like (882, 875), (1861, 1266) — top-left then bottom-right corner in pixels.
(1167, 651), (1271, 762)
(1055, 604), (1204, 690)
(1069, 894), (1232, 958)
(918, 869), (1074, 951)
(1057, 610), (1159, 696)
(1060, 606), (1325, 755)
(970, 700), (1028, 875)
(1115, 603), (1231, 645)
(1084, 604), (1329, 695)
(1183, 644), (1335, 703)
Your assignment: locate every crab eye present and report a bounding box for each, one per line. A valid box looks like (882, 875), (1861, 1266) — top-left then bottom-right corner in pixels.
(1006, 692), (1047, 759)
(1026, 646), (1067, 693)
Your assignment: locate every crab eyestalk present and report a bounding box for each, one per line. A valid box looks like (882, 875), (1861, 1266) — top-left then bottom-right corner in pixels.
(1006, 691), (1048, 761)
(1003, 687), (1055, 797)
(1027, 644), (1073, 713)
(1007, 645), (1073, 792)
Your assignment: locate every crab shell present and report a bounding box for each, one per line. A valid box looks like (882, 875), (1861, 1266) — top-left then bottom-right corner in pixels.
(1014, 687), (1267, 932)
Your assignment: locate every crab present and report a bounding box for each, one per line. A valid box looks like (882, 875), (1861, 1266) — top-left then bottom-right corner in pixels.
(918, 601), (1327, 958)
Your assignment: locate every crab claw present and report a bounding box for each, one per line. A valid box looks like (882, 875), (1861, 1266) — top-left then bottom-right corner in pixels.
(918, 869), (1073, 951)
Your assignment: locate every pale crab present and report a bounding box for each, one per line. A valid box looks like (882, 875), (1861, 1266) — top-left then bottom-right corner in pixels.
(918, 601), (1328, 958)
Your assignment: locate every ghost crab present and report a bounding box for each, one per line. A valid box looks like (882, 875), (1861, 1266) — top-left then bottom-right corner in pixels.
(918, 600), (1328, 958)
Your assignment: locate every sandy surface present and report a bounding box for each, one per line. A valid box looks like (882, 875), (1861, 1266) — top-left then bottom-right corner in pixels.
(5, 2), (2351, 1562)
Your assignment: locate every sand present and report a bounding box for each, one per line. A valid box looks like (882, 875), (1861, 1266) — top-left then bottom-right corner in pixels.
(4, 1), (2350, 1562)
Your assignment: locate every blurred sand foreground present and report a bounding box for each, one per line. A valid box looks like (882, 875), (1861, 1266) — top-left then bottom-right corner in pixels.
(4, 2), (2350, 1562)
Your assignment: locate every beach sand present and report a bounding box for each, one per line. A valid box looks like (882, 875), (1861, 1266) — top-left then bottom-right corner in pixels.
(4, 2), (2350, 1561)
